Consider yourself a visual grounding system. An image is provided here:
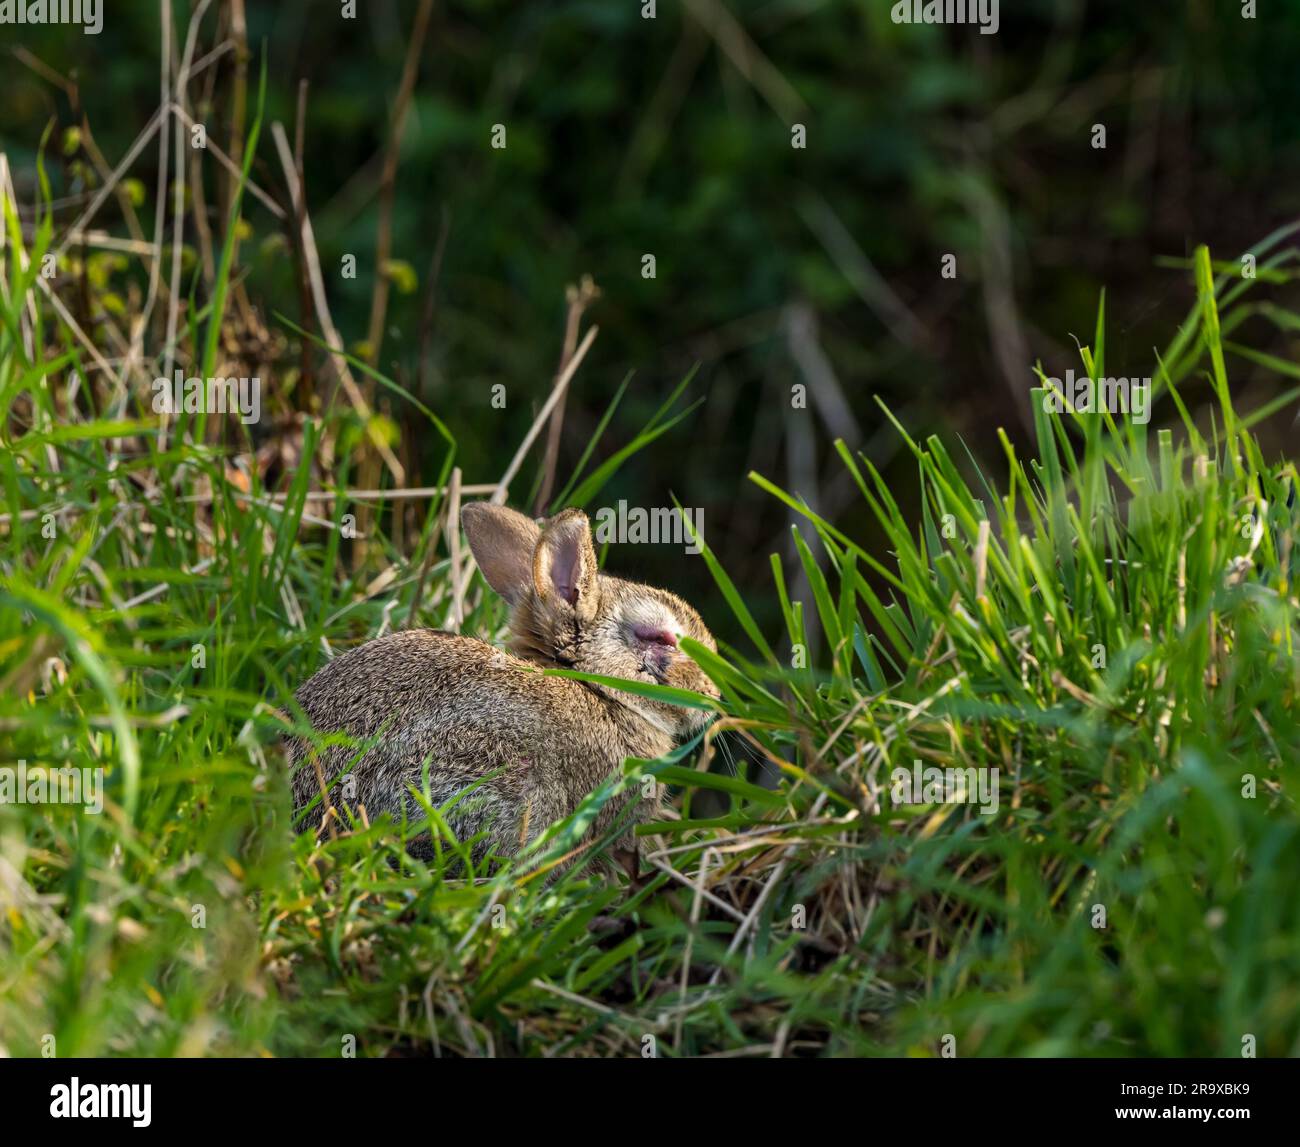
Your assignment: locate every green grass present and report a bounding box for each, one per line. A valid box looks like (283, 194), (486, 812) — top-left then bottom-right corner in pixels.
(3, 138), (1300, 1057)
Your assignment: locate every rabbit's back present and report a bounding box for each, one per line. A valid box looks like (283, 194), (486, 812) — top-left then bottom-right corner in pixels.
(292, 628), (555, 756)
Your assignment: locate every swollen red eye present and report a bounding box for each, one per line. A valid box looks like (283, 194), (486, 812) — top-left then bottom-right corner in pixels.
(633, 626), (678, 648)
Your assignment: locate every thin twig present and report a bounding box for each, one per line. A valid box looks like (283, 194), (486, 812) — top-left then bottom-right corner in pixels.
(534, 275), (600, 516)
(364, 0), (435, 370)
(491, 325), (598, 506)
(270, 121), (405, 484)
(447, 467), (464, 630)
(161, 0), (213, 388)
(170, 104), (286, 220)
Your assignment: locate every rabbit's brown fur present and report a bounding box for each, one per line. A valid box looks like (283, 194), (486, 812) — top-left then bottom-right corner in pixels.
(285, 504), (718, 871)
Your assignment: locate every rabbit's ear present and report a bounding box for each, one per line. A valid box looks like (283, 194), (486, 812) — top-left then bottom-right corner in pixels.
(461, 503), (541, 605)
(534, 509), (600, 619)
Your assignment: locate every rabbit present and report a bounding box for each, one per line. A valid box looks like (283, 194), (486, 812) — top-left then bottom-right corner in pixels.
(285, 503), (719, 874)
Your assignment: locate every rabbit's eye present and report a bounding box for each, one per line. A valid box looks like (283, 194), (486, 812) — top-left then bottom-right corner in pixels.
(632, 625), (678, 649)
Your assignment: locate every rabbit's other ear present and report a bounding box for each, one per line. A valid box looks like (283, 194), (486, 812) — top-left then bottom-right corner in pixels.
(461, 503), (541, 605)
(534, 509), (600, 620)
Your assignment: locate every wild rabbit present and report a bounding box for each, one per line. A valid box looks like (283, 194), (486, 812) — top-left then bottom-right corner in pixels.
(285, 503), (719, 873)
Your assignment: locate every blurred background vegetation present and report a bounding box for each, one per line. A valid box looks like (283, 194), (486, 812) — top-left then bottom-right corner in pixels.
(3, 0), (1300, 639)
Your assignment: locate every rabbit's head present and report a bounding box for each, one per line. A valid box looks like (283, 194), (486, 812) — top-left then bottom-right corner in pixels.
(462, 503), (719, 738)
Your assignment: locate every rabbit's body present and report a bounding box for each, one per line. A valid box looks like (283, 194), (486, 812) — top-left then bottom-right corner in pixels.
(285, 505), (718, 870)
(287, 628), (675, 862)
